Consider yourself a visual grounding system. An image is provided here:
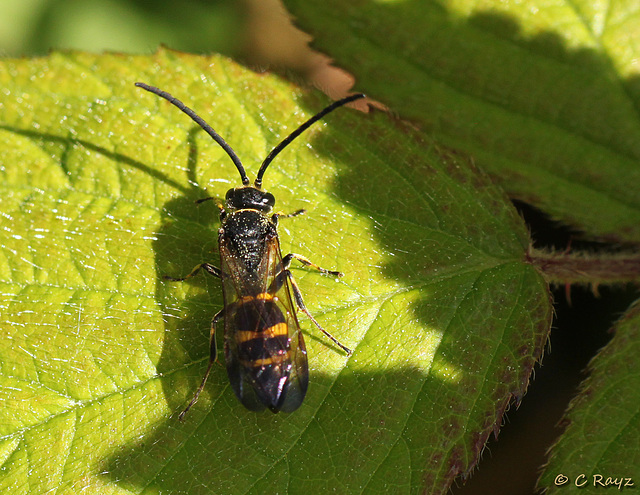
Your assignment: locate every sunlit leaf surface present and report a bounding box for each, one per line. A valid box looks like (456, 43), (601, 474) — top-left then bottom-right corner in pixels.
(0, 49), (551, 494)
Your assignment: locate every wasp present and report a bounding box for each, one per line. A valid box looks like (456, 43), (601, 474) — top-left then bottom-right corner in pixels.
(135, 82), (363, 414)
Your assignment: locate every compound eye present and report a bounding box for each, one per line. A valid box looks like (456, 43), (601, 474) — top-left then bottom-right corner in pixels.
(225, 188), (238, 207)
(263, 192), (275, 207)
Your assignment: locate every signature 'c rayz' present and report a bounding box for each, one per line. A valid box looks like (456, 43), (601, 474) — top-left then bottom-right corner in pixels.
(136, 82), (362, 415)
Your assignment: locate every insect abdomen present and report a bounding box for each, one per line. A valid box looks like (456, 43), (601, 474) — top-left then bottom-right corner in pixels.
(225, 293), (308, 412)
(235, 295), (289, 364)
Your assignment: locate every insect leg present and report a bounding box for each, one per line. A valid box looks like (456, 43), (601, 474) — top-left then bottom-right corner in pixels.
(268, 251), (340, 293)
(271, 209), (305, 228)
(179, 308), (224, 421)
(282, 253), (343, 277)
(278, 209), (306, 219)
(164, 263), (223, 282)
(285, 269), (352, 355)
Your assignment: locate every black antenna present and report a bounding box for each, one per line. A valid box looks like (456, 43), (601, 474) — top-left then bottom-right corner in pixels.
(254, 93), (365, 188)
(135, 82), (250, 186)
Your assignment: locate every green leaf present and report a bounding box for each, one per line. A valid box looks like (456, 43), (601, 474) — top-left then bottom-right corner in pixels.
(0, 49), (551, 494)
(538, 303), (640, 493)
(284, 0), (640, 243)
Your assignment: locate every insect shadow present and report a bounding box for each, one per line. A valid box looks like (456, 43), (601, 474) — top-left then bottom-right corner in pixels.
(151, 126), (224, 408)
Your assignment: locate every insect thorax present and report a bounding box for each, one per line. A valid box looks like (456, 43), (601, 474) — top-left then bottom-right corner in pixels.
(220, 209), (277, 287)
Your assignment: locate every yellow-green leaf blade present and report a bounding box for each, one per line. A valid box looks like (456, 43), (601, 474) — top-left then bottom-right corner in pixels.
(284, 0), (640, 243)
(0, 49), (551, 494)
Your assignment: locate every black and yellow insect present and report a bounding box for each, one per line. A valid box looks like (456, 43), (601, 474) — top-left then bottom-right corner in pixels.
(136, 82), (362, 414)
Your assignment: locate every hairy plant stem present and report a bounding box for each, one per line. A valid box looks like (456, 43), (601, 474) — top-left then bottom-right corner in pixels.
(526, 248), (640, 285)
